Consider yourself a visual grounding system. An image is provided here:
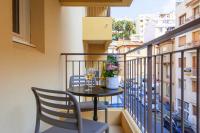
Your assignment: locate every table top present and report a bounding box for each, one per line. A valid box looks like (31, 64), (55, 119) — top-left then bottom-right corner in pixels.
(67, 86), (123, 97)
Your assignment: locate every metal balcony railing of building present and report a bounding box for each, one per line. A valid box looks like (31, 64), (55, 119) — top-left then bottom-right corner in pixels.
(61, 53), (126, 108)
(61, 17), (200, 133)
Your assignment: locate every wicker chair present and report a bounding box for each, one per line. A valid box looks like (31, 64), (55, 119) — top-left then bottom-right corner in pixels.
(69, 75), (108, 123)
(32, 87), (109, 133)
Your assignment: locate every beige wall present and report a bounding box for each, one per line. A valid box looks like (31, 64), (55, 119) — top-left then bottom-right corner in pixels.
(0, 0), (85, 133)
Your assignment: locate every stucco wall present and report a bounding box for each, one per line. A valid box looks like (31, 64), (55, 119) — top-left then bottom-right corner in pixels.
(0, 0), (85, 132)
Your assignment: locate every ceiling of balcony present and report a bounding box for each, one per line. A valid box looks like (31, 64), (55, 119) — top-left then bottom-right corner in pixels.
(59, 0), (133, 6)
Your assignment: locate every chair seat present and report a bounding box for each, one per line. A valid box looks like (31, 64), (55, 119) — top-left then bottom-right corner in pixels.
(79, 101), (107, 111)
(42, 119), (109, 133)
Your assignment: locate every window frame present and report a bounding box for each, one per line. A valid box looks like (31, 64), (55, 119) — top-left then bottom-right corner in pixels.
(192, 80), (197, 92)
(12, 0), (20, 34)
(192, 30), (200, 43)
(178, 35), (186, 47)
(12, 0), (36, 47)
(193, 6), (199, 19)
(178, 57), (186, 68)
(179, 14), (186, 26)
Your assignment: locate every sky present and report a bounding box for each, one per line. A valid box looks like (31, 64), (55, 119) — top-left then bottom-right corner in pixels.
(111, 0), (176, 20)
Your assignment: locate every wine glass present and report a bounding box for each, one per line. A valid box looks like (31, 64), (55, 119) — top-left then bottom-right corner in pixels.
(85, 69), (95, 92)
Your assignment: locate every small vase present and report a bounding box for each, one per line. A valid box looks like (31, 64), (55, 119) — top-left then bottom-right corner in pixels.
(106, 76), (119, 89)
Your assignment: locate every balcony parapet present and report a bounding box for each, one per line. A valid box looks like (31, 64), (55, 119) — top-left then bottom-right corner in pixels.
(83, 17), (112, 44)
(185, 13), (200, 23)
(186, 41), (200, 48)
(184, 67), (197, 77)
(179, 13), (200, 27)
(186, 0), (200, 7)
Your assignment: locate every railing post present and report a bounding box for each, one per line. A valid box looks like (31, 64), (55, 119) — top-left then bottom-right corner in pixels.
(197, 48), (200, 133)
(65, 55), (68, 90)
(124, 54), (127, 109)
(147, 45), (152, 133)
(181, 51), (184, 133)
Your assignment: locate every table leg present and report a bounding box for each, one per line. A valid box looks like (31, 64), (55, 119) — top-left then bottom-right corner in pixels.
(93, 97), (98, 121)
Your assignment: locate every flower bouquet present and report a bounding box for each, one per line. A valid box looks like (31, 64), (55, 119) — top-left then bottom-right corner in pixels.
(102, 55), (120, 89)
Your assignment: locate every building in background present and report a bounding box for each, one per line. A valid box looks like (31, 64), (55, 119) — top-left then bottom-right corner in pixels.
(135, 12), (175, 43)
(154, 40), (176, 111)
(174, 0), (200, 129)
(108, 39), (143, 57)
(135, 14), (153, 42)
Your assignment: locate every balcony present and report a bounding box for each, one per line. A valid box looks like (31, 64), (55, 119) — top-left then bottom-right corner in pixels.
(156, 55), (172, 64)
(186, 13), (200, 24)
(2, 1), (200, 133)
(60, 0), (133, 6)
(83, 17), (112, 45)
(179, 12), (200, 27)
(186, 0), (200, 7)
(62, 32), (200, 132)
(185, 67), (197, 77)
(185, 41), (200, 51)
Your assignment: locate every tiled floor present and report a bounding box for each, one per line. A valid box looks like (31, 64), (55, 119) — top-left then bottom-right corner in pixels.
(110, 125), (124, 133)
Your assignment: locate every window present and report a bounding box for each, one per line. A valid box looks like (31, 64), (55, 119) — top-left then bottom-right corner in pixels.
(12, 0), (20, 34)
(178, 36), (186, 46)
(193, 105), (197, 116)
(12, 0), (45, 51)
(178, 79), (186, 89)
(192, 56), (197, 68)
(12, 0), (32, 46)
(192, 80), (197, 92)
(194, 6), (199, 19)
(179, 14), (186, 25)
(192, 30), (200, 43)
(178, 57), (186, 68)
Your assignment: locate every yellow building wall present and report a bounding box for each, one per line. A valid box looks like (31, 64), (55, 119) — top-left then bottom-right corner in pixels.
(83, 17), (112, 41)
(0, 0), (85, 133)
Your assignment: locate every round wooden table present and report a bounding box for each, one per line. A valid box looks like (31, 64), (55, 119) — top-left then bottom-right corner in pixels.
(67, 86), (123, 121)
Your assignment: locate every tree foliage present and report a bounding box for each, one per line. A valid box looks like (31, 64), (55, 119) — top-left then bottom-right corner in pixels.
(112, 19), (136, 40)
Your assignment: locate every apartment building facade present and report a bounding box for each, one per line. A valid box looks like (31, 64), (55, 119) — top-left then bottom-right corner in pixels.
(135, 12), (175, 43)
(174, 0), (200, 129)
(155, 40), (176, 107)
